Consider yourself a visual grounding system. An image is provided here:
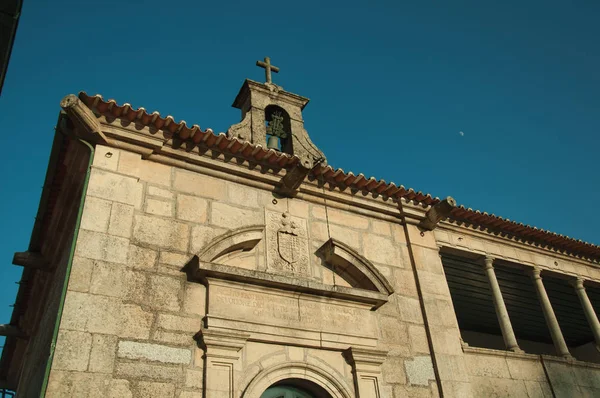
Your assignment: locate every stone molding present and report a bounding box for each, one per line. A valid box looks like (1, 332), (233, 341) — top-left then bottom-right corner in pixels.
(199, 328), (250, 361)
(241, 361), (354, 398)
(318, 238), (395, 298)
(343, 348), (388, 398)
(182, 257), (389, 309)
(197, 225), (264, 262)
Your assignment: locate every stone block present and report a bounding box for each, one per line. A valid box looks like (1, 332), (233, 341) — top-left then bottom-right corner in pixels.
(288, 346), (305, 361)
(146, 198), (173, 217)
(157, 313), (201, 333)
(409, 325), (430, 354)
(69, 256), (94, 292)
(179, 391), (203, 398)
(174, 169), (226, 200)
(382, 356), (406, 384)
(308, 349), (346, 375)
(392, 224), (407, 244)
(137, 381), (176, 398)
(524, 381), (553, 398)
(118, 150), (173, 187)
(288, 199), (309, 218)
(75, 230), (129, 264)
(311, 206), (369, 230)
(108, 202), (134, 238)
(185, 368), (204, 389)
(128, 244), (158, 270)
(80, 196), (111, 233)
(118, 340), (192, 364)
(211, 202), (263, 229)
(505, 357), (546, 381)
(412, 246), (444, 275)
(418, 271), (451, 298)
(380, 316), (410, 346)
(148, 274), (183, 311)
(191, 225), (227, 254)
(177, 194), (208, 223)
(406, 224), (437, 249)
(148, 185), (174, 199)
(311, 221), (360, 249)
(160, 251), (191, 267)
(397, 296), (424, 324)
(133, 214), (189, 252)
(371, 220), (392, 236)
(543, 360), (578, 386)
(429, 326), (463, 356)
(393, 269), (419, 298)
(116, 361), (182, 382)
(120, 304), (153, 339)
(404, 356), (435, 386)
(465, 354), (510, 378)
(46, 371), (110, 398)
(90, 260), (146, 301)
(393, 385), (432, 398)
(573, 366), (600, 388)
(153, 330), (194, 346)
(109, 379), (133, 398)
(94, 145), (120, 171)
(470, 376), (529, 397)
(435, 354), (469, 382)
(89, 334), (118, 373)
(61, 292), (119, 335)
(363, 234), (401, 266)
(227, 182), (258, 207)
(53, 330), (92, 371)
(87, 168), (143, 208)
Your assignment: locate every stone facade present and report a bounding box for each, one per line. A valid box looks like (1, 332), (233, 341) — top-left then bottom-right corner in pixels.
(3, 77), (600, 398)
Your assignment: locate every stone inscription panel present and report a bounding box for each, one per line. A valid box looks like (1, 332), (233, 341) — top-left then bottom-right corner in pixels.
(209, 281), (375, 338)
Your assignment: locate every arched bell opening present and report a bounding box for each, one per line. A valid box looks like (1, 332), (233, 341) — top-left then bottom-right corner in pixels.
(261, 378), (332, 398)
(265, 105), (293, 154)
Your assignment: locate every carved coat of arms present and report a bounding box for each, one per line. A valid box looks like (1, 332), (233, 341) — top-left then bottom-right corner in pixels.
(266, 211), (310, 277)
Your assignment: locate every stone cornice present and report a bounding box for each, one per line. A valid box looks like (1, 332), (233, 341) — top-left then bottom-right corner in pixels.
(181, 256), (389, 309)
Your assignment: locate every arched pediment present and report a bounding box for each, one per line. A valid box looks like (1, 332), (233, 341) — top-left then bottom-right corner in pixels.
(317, 238), (394, 296)
(198, 225), (264, 263)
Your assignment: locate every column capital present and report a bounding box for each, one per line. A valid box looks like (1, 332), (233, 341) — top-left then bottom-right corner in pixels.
(528, 267), (542, 280)
(570, 277), (586, 291)
(483, 256), (495, 269)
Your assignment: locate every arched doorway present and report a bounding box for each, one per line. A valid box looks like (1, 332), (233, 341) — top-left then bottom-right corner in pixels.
(260, 379), (332, 398)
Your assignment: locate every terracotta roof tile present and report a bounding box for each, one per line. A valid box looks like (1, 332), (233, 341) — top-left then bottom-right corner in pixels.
(78, 92), (600, 262)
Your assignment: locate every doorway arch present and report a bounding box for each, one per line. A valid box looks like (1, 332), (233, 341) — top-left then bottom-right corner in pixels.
(242, 362), (352, 398)
(261, 379), (332, 398)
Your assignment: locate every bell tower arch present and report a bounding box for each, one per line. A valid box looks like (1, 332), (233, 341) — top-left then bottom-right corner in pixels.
(227, 57), (326, 168)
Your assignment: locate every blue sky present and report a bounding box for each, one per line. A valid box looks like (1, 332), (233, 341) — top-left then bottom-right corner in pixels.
(1, 1), (599, 352)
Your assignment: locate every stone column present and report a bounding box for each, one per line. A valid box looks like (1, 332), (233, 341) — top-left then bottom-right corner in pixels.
(571, 278), (600, 350)
(200, 328), (250, 398)
(344, 348), (388, 398)
(482, 257), (521, 352)
(529, 268), (571, 358)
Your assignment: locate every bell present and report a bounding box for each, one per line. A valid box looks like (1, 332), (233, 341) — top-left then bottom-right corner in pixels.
(267, 135), (280, 150)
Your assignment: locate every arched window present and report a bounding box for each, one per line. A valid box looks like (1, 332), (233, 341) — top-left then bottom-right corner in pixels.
(265, 105), (293, 155)
(260, 379), (331, 398)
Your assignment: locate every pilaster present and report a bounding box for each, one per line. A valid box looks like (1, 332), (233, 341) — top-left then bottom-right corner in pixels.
(199, 328), (250, 398)
(344, 348), (387, 398)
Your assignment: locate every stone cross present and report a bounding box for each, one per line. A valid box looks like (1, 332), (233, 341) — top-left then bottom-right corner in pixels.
(256, 57), (280, 84)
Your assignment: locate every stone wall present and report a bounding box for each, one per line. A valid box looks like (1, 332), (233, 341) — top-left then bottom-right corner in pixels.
(42, 142), (600, 398)
(464, 349), (600, 397)
(14, 140), (91, 397)
(45, 145), (439, 397)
